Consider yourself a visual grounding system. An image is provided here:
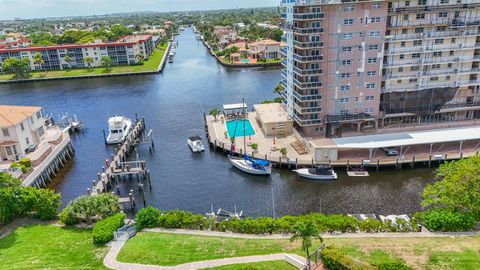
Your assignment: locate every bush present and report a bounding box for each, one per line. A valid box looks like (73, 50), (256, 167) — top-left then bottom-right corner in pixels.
(59, 205), (80, 225)
(19, 158), (32, 168)
(419, 209), (477, 232)
(157, 210), (208, 230)
(59, 193), (119, 225)
(135, 206), (160, 230)
(93, 212), (126, 244)
(321, 246), (376, 270)
(10, 162), (27, 173)
(376, 261), (413, 270)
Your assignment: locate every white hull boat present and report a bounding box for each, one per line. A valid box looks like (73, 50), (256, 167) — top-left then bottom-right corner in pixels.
(187, 135), (205, 153)
(229, 157), (271, 175)
(106, 116), (132, 145)
(293, 166), (337, 180)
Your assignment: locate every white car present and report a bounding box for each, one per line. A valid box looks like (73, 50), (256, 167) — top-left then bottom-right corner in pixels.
(382, 147), (398, 156)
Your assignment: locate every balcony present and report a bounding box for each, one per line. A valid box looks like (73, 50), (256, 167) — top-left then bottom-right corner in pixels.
(293, 40), (324, 49)
(293, 66), (323, 76)
(293, 27), (324, 35)
(293, 53), (323, 62)
(383, 59), (423, 67)
(293, 90), (322, 102)
(386, 46), (424, 54)
(325, 113), (377, 124)
(281, 59), (288, 67)
(292, 113), (322, 126)
(293, 78), (323, 89)
(294, 102), (322, 114)
(293, 12), (325, 20)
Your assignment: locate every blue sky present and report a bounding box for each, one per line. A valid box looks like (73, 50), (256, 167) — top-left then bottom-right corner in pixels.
(0, 0), (279, 20)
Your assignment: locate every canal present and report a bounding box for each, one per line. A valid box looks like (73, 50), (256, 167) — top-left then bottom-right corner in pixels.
(0, 28), (435, 217)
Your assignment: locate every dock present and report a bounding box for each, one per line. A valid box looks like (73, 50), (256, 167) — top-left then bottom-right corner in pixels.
(89, 117), (154, 212)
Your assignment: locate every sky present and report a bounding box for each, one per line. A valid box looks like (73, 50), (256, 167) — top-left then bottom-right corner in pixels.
(0, 0), (279, 20)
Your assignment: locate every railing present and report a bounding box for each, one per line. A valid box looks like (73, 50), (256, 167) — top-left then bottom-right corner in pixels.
(293, 90), (323, 101)
(293, 78), (323, 89)
(325, 113), (377, 123)
(114, 224), (137, 241)
(302, 244), (326, 270)
(293, 27), (324, 34)
(293, 53), (323, 62)
(293, 66), (323, 76)
(293, 12), (325, 20)
(293, 40), (324, 49)
(386, 29), (480, 41)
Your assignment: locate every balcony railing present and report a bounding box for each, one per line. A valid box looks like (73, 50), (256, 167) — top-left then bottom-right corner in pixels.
(293, 78), (323, 89)
(293, 27), (324, 34)
(292, 113), (322, 126)
(293, 13), (325, 20)
(325, 113), (377, 123)
(293, 53), (323, 62)
(293, 66), (323, 76)
(293, 40), (324, 49)
(293, 90), (323, 102)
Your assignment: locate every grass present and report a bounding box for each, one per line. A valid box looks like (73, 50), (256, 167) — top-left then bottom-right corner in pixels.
(0, 43), (168, 82)
(0, 225), (108, 270)
(201, 260), (296, 270)
(427, 250), (480, 270)
(116, 232), (307, 266)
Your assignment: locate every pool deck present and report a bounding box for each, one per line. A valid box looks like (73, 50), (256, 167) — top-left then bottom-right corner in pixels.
(205, 112), (315, 166)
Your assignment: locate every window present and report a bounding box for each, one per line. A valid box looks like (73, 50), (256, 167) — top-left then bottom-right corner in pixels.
(369, 31), (380, 37)
(365, 96), (374, 101)
(433, 52), (442, 57)
(367, 57), (377, 63)
(439, 12), (448, 18)
(365, 107), (374, 113)
(36, 111), (41, 119)
(409, 78), (418, 83)
(432, 64), (441, 69)
(20, 123), (24, 131)
(440, 0), (449, 3)
(370, 17), (381, 23)
(339, 98), (349, 103)
(418, 0), (426, 5)
(342, 46), (352, 52)
(342, 60), (352, 65)
(451, 38), (456, 43)
(416, 13), (425, 20)
(398, 67), (404, 72)
(5, 146), (12, 156)
(435, 39), (444, 44)
(366, 83), (376, 89)
(340, 85), (351, 91)
(413, 40), (422, 46)
(2, 128), (9, 137)
(367, 71), (376, 76)
(399, 54), (405, 60)
(430, 76), (439, 81)
(397, 79), (403, 84)
(447, 63), (453, 68)
(372, 2), (382, 8)
(25, 137), (30, 145)
(403, 14), (409, 20)
(368, 44), (378, 50)
(343, 5), (354, 11)
(449, 50), (454, 56)
(446, 75), (451, 80)
(400, 41), (406, 47)
(405, 1), (410, 6)
(437, 26), (446, 32)
(415, 27), (424, 33)
(343, 33), (353, 39)
(341, 72), (351, 78)
(412, 53), (421, 59)
(37, 126), (45, 137)
(410, 66), (420, 71)
(343, 19), (354, 25)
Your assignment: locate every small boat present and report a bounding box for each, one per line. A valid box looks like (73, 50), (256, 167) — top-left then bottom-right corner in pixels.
(347, 165), (369, 177)
(229, 155), (272, 175)
(187, 135), (205, 152)
(106, 116), (132, 144)
(293, 164), (337, 180)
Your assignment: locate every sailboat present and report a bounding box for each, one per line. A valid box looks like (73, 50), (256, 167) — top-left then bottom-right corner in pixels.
(228, 99), (272, 176)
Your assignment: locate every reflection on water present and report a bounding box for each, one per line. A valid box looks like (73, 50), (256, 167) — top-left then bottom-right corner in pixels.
(0, 28), (435, 217)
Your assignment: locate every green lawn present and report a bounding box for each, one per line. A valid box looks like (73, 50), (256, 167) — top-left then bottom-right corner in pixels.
(0, 225), (107, 270)
(116, 232), (305, 266)
(427, 250), (480, 270)
(202, 260), (296, 270)
(0, 43), (168, 82)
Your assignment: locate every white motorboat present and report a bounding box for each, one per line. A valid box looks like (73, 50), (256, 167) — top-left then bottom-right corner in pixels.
(187, 135), (205, 152)
(106, 116), (132, 145)
(229, 156), (272, 175)
(293, 164), (337, 180)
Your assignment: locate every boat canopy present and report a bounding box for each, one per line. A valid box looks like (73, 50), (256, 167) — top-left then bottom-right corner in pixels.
(245, 155), (270, 166)
(189, 135), (202, 141)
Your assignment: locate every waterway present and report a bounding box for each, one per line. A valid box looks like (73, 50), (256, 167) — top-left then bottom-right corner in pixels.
(0, 28), (435, 217)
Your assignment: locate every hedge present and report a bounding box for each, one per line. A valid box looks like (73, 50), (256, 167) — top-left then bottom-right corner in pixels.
(134, 209), (421, 234)
(321, 246), (376, 270)
(92, 212), (126, 244)
(418, 208), (477, 232)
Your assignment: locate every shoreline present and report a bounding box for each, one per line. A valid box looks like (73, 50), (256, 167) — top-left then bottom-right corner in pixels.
(0, 42), (172, 85)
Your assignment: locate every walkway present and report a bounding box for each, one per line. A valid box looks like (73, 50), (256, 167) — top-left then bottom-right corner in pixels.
(103, 240), (305, 270)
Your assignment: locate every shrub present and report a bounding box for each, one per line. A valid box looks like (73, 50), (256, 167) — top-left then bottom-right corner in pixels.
(321, 246), (376, 270)
(419, 209), (477, 232)
(280, 147), (287, 156)
(358, 218), (385, 233)
(10, 162), (27, 173)
(93, 212), (126, 244)
(376, 261), (413, 270)
(19, 158), (32, 168)
(59, 193), (119, 225)
(59, 205), (80, 225)
(157, 210), (207, 230)
(135, 206), (160, 230)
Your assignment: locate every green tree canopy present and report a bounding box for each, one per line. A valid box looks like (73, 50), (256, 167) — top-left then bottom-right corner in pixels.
(110, 24), (133, 37)
(2, 58), (31, 78)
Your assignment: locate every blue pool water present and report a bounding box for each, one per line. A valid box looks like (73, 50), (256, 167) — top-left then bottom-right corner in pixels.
(226, 119), (256, 138)
(241, 59), (250, 63)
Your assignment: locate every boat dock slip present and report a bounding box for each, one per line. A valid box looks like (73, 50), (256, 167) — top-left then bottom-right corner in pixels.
(89, 117), (154, 212)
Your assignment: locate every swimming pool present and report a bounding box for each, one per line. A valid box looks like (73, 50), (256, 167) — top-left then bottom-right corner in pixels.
(241, 59), (251, 63)
(226, 119), (256, 138)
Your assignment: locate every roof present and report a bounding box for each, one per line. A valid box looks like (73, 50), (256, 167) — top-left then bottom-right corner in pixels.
(330, 126), (480, 149)
(223, 103), (247, 111)
(0, 105), (41, 127)
(0, 34), (152, 53)
(253, 103), (292, 124)
(250, 39), (281, 46)
(189, 135), (202, 141)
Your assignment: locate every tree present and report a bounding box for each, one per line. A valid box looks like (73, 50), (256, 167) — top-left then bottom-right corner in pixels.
(84, 57), (94, 68)
(110, 24), (133, 37)
(135, 54), (145, 64)
(60, 193), (119, 225)
(32, 52), (45, 70)
(274, 83), (285, 94)
(100, 56), (112, 67)
(64, 54), (72, 69)
(290, 220), (323, 270)
(0, 173), (21, 188)
(421, 157), (480, 219)
(2, 58), (31, 78)
(209, 108), (220, 121)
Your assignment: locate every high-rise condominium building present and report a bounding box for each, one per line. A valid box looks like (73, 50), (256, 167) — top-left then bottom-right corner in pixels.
(281, 0), (480, 138)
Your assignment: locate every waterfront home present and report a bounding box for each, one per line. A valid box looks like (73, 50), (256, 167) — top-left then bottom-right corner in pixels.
(213, 26), (238, 48)
(248, 39), (283, 60)
(0, 105), (74, 186)
(0, 37), (31, 49)
(0, 35), (154, 71)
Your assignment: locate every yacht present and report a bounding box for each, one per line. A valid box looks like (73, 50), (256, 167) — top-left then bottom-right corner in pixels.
(293, 164), (337, 180)
(106, 116), (132, 144)
(229, 155), (272, 176)
(187, 135), (205, 153)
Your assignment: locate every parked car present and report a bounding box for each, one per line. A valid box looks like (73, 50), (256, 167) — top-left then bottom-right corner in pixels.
(382, 147), (398, 156)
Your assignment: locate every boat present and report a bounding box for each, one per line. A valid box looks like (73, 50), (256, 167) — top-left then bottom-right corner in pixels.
(106, 116), (132, 144)
(187, 135), (205, 152)
(293, 164), (337, 180)
(228, 98), (271, 176)
(346, 165), (369, 177)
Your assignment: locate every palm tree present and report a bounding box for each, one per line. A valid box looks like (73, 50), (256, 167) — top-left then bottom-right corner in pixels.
(63, 54), (72, 69)
(32, 52), (45, 71)
(209, 108), (220, 121)
(274, 83), (285, 94)
(84, 57), (94, 68)
(135, 54), (145, 64)
(100, 56), (112, 67)
(290, 221), (323, 270)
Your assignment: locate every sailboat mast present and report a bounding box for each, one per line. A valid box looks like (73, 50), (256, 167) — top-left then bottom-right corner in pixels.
(243, 98), (246, 158)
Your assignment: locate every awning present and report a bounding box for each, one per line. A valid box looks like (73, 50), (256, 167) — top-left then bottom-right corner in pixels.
(223, 103), (247, 111)
(331, 126), (480, 149)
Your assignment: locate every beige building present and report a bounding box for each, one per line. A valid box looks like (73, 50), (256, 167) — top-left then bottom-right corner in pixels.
(0, 105), (45, 161)
(249, 39), (284, 60)
(253, 103), (294, 137)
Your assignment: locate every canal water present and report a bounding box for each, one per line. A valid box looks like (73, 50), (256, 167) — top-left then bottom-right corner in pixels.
(0, 28), (435, 217)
